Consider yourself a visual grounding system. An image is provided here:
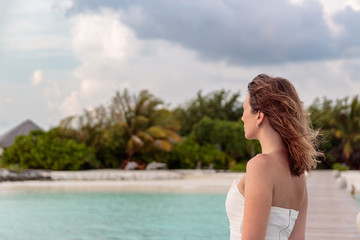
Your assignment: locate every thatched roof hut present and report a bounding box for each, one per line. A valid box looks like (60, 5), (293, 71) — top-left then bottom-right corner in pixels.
(0, 119), (43, 148)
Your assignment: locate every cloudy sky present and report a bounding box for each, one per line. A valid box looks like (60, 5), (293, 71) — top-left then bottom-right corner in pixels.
(0, 0), (360, 133)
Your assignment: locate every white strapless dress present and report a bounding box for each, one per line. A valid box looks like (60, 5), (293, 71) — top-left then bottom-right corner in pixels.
(225, 179), (298, 240)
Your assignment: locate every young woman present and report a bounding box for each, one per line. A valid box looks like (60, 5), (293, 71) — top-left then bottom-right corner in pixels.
(226, 74), (322, 240)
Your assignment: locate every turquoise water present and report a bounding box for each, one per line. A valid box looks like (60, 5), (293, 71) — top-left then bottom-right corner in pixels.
(0, 192), (229, 240)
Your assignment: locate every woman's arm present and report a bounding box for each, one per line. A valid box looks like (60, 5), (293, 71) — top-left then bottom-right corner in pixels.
(241, 155), (274, 240)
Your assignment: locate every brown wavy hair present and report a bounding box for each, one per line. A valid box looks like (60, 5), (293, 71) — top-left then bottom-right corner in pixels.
(248, 74), (321, 176)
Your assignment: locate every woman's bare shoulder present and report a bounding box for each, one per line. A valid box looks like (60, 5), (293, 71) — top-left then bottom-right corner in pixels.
(246, 154), (274, 176)
(246, 153), (286, 182)
(244, 154), (274, 198)
(247, 154), (274, 169)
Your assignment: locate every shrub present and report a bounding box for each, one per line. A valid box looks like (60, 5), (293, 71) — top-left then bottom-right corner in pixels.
(230, 161), (248, 172)
(164, 139), (233, 169)
(190, 117), (249, 160)
(332, 162), (349, 171)
(2, 129), (97, 170)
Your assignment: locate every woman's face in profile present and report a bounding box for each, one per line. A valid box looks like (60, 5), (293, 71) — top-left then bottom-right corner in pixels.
(241, 93), (257, 139)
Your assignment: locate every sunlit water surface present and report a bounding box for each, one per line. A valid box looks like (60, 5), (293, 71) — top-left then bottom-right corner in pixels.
(0, 191), (229, 240)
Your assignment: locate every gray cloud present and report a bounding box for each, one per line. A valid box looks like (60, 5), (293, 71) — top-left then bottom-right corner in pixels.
(334, 7), (360, 59)
(63, 0), (360, 65)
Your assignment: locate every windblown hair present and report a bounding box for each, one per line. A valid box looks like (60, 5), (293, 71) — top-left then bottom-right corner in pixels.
(248, 74), (322, 176)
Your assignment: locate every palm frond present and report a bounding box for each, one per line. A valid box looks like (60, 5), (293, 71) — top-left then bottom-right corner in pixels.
(154, 139), (172, 152)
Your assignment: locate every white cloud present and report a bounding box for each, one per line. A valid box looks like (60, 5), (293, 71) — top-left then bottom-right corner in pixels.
(2, 0), (360, 137)
(315, 0), (360, 35)
(71, 10), (136, 62)
(289, 0), (306, 5)
(37, 71), (82, 117)
(345, 0), (360, 10)
(66, 10), (251, 111)
(62, 10), (140, 114)
(1, 2), (360, 135)
(63, 9), (359, 117)
(66, 0), (360, 65)
(31, 69), (43, 85)
(60, 91), (80, 116)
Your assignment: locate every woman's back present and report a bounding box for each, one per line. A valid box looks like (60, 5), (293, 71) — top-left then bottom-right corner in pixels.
(226, 153), (307, 240)
(264, 152), (307, 212)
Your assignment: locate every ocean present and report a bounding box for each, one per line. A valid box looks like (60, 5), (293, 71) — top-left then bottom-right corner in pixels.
(0, 191), (229, 240)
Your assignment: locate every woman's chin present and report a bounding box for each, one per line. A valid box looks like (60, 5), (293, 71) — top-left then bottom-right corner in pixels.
(244, 133), (255, 140)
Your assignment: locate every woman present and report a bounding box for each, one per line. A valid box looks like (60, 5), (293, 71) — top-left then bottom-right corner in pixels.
(226, 74), (322, 240)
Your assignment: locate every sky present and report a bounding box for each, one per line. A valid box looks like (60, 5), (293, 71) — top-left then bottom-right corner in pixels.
(0, 0), (360, 133)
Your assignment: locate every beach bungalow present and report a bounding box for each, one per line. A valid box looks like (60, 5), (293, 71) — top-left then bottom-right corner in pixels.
(0, 119), (43, 156)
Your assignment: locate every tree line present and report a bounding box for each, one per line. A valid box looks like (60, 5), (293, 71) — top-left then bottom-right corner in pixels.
(2, 89), (359, 171)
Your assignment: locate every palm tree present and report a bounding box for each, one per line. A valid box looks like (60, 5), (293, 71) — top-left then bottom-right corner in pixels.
(110, 89), (182, 162)
(310, 96), (360, 169)
(332, 96), (360, 168)
(58, 105), (112, 145)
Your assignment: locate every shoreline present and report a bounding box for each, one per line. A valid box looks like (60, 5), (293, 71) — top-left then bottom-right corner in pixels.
(1, 169), (359, 195)
(0, 170), (242, 193)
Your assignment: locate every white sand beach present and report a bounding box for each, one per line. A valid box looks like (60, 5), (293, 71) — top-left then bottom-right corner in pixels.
(0, 170), (243, 193)
(1, 169), (359, 195)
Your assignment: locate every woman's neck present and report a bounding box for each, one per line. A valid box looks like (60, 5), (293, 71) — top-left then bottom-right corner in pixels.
(258, 124), (287, 155)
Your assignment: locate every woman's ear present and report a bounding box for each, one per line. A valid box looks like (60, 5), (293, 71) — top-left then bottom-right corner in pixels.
(256, 111), (265, 127)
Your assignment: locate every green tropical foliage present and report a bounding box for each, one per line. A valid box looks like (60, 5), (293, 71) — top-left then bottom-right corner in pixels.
(310, 96), (360, 169)
(58, 106), (127, 168)
(2, 87), (359, 171)
(332, 162), (349, 171)
(164, 139), (232, 169)
(189, 116), (249, 160)
(336, 97), (360, 162)
(110, 89), (182, 162)
(2, 129), (97, 170)
(173, 89), (243, 135)
(229, 161), (248, 172)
